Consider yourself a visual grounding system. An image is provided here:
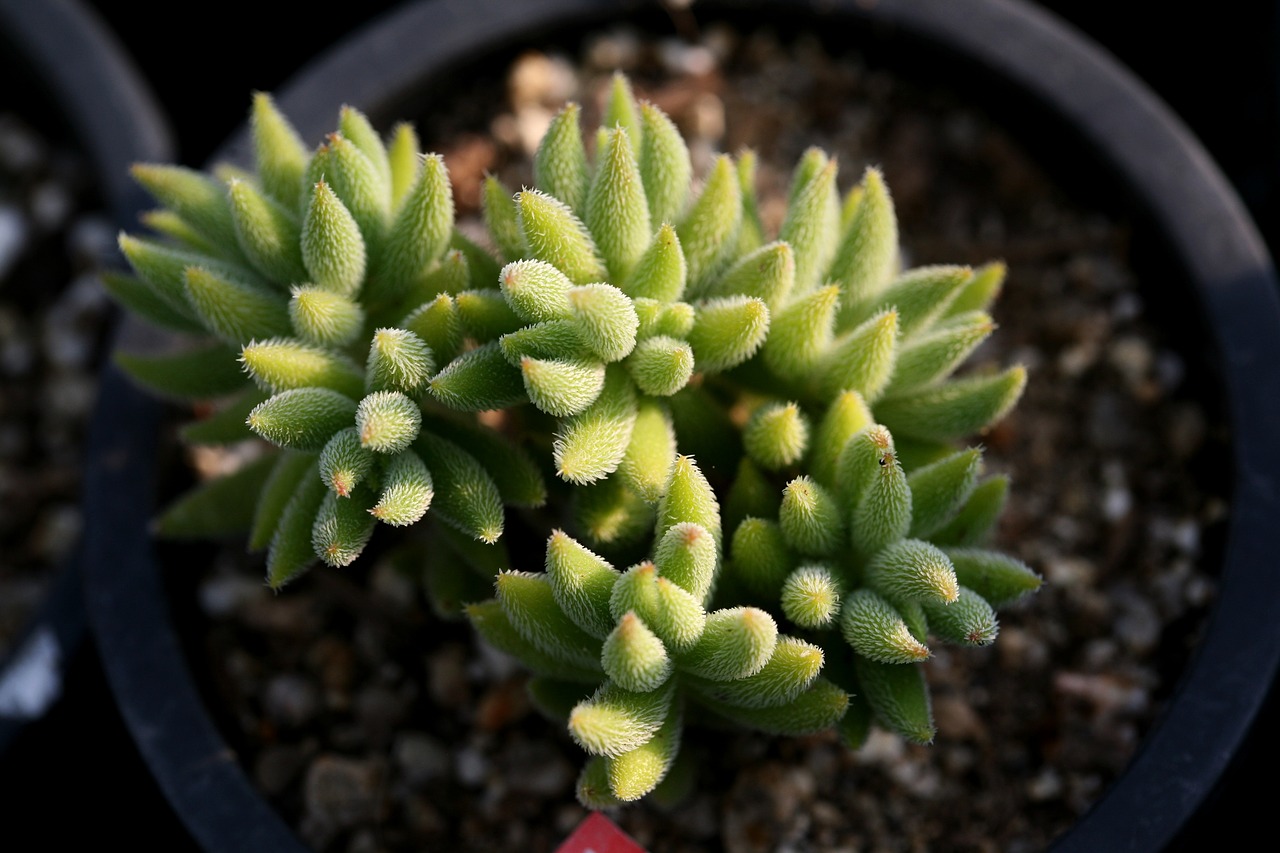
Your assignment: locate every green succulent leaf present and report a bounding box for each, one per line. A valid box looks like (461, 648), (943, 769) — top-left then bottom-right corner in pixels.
(534, 102), (589, 212)
(301, 179), (366, 297)
(319, 427), (377, 496)
(116, 342), (247, 401)
(639, 101), (691, 228)
(386, 122), (421, 209)
(131, 163), (241, 258)
(521, 357), (606, 418)
(546, 530), (620, 639)
(250, 91), (309, 210)
(854, 657), (935, 745)
(239, 337), (363, 398)
(428, 342), (526, 411)
(227, 178), (307, 284)
(831, 166), (899, 318)
(932, 475), (1010, 547)
(247, 387), (358, 451)
(624, 223), (686, 302)
(841, 588), (932, 663)
(866, 539), (959, 605)
(311, 484), (377, 567)
(687, 636), (824, 709)
(677, 155), (742, 294)
(250, 449), (317, 550)
(700, 677), (848, 736)
(415, 432), (504, 544)
(569, 679), (674, 758)
(779, 475), (844, 558)
(875, 366), (1028, 444)
(602, 612), (673, 693)
(497, 570), (604, 674)
(587, 126), (651, 283)
(99, 269), (206, 335)
(907, 447), (982, 538)
(466, 599), (602, 683)
(945, 548), (1042, 607)
(617, 399), (677, 503)
(728, 517), (794, 602)
(744, 401), (810, 471)
(779, 156), (839, 294)
(780, 565), (842, 630)
(554, 365), (638, 485)
(517, 189), (607, 285)
(676, 606), (777, 682)
(266, 459), (327, 588)
(376, 152), (454, 295)
(605, 702), (682, 802)
(287, 285), (364, 347)
(371, 449), (434, 527)
(154, 452), (278, 539)
(687, 295), (770, 373)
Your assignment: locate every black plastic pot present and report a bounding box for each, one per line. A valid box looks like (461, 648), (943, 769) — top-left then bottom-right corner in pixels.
(82, 0), (1280, 850)
(0, 0), (171, 752)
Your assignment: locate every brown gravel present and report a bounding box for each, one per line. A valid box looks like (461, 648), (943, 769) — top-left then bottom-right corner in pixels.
(172, 22), (1227, 853)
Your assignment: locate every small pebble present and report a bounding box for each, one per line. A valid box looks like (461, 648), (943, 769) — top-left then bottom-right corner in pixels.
(264, 673), (321, 728)
(394, 732), (451, 787)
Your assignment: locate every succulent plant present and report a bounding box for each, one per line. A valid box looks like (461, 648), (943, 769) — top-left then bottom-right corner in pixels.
(109, 73), (1042, 808)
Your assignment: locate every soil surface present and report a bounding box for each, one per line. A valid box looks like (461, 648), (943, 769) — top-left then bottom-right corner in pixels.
(172, 22), (1228, 853)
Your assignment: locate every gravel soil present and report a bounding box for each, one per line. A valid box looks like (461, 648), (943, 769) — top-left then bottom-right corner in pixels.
(151, 22), (1228, 853)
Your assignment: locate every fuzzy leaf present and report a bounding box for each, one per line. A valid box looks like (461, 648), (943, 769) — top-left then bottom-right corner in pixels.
(809, 390), (873, 488)
(517, 189), (606, 285)
(704, 241), (795, 310)
(841, 588), (931, 663)
(609, 562), (706, 652)
(830, 166), (898, 316)
(722, 457), (779, 536)
(131, 163), (241, 257)
(932, 475), (1010, 547)
(945, 548), (1042, 607)
(780, 565), (842, 630)
(676, 606), (776, 682)
(875, 366), (1027, 444)
(266, 460), (327, 588)
(568, 283), (639, 363)
(761, 285), (839, 382)
(634, 298), (695, 340)
(625, 335), (693, 397)
(554, 365), (638, 485)
(301, 180), (366, 296)
(779, 157), (839, 294)
(371, 449), (433, 526)
(323, 132), (389, 253)
(677, 155), (742, 294)
(907, 448), (982, 538)
(184, 266), (291, 344)
(386, 122), (421, 209)
(606, 702), (682, 802)
(319, 427), (376, 496)
(624, 223), (686, 302)
(701, 677), (848, 736)
(482, 174), (525, 261)
(421, 414), (547, 508)
(866, 539), (959, 605)
(377, 153), (453, 294)
(946, 260), (1006, 317)
(415, 432), (504, 543)
(247, 387), (357, 451)
(779, 475), (844, 558)
(522, 357), (605, 417)
(99, 269), (206, 334)
(428, 342), (526, 411)
(366, 328), (435, 394)
(497, 570), (603, 673)
(923, 587), (999, 647)
(403, 294), (462, 365)
(227, 179), (307, 284)
(887, 311), (996, 393)
(854, 657), (935, 745)
(572, 476), (655, 549)
(289, 285), (364, 347)
(546, 530), (620, 639)
(744, 401), (809, 471)
(653, 522), (717, 605)
(311, 485), (377, 567)
(455, 288), (522, 338)
(587, 126), (651, 283)
(250, 450), (316, 550)
(617, 399), (677, 503)
(655, 454), (722, 558)
(603, 612), (672, 693)
(466, 599), (602, 682)
(687, 636), (823, 709)
(534, 102), (589, 211)
(338, 105), (391, 192)
(603, 72), (642, 153)
(819, 308), (898, 401)
(687, 295), (769, 373)
(250, 91), (309, 210)
(499, 258), (573, 324)
(239, 338), (363, 398)
(728, 517), (794, 601)
(850, 265), (971, 339)
(850, 439), (912, 561)
(639, 101), (691, 228)
(569, 679), (674, 758)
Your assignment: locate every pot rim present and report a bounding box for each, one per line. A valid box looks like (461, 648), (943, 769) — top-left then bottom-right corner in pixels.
(0, 0), (172, 751)
(83, 1), (1280, 850)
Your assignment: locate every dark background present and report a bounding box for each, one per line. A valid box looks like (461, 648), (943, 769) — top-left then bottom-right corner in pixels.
(3, 0), (1277, 849)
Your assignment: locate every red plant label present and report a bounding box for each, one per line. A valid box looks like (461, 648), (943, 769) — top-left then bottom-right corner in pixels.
(555, 812), (647, 853)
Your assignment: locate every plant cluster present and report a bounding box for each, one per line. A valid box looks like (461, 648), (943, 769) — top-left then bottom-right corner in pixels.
(110, 73), (1041, 806)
